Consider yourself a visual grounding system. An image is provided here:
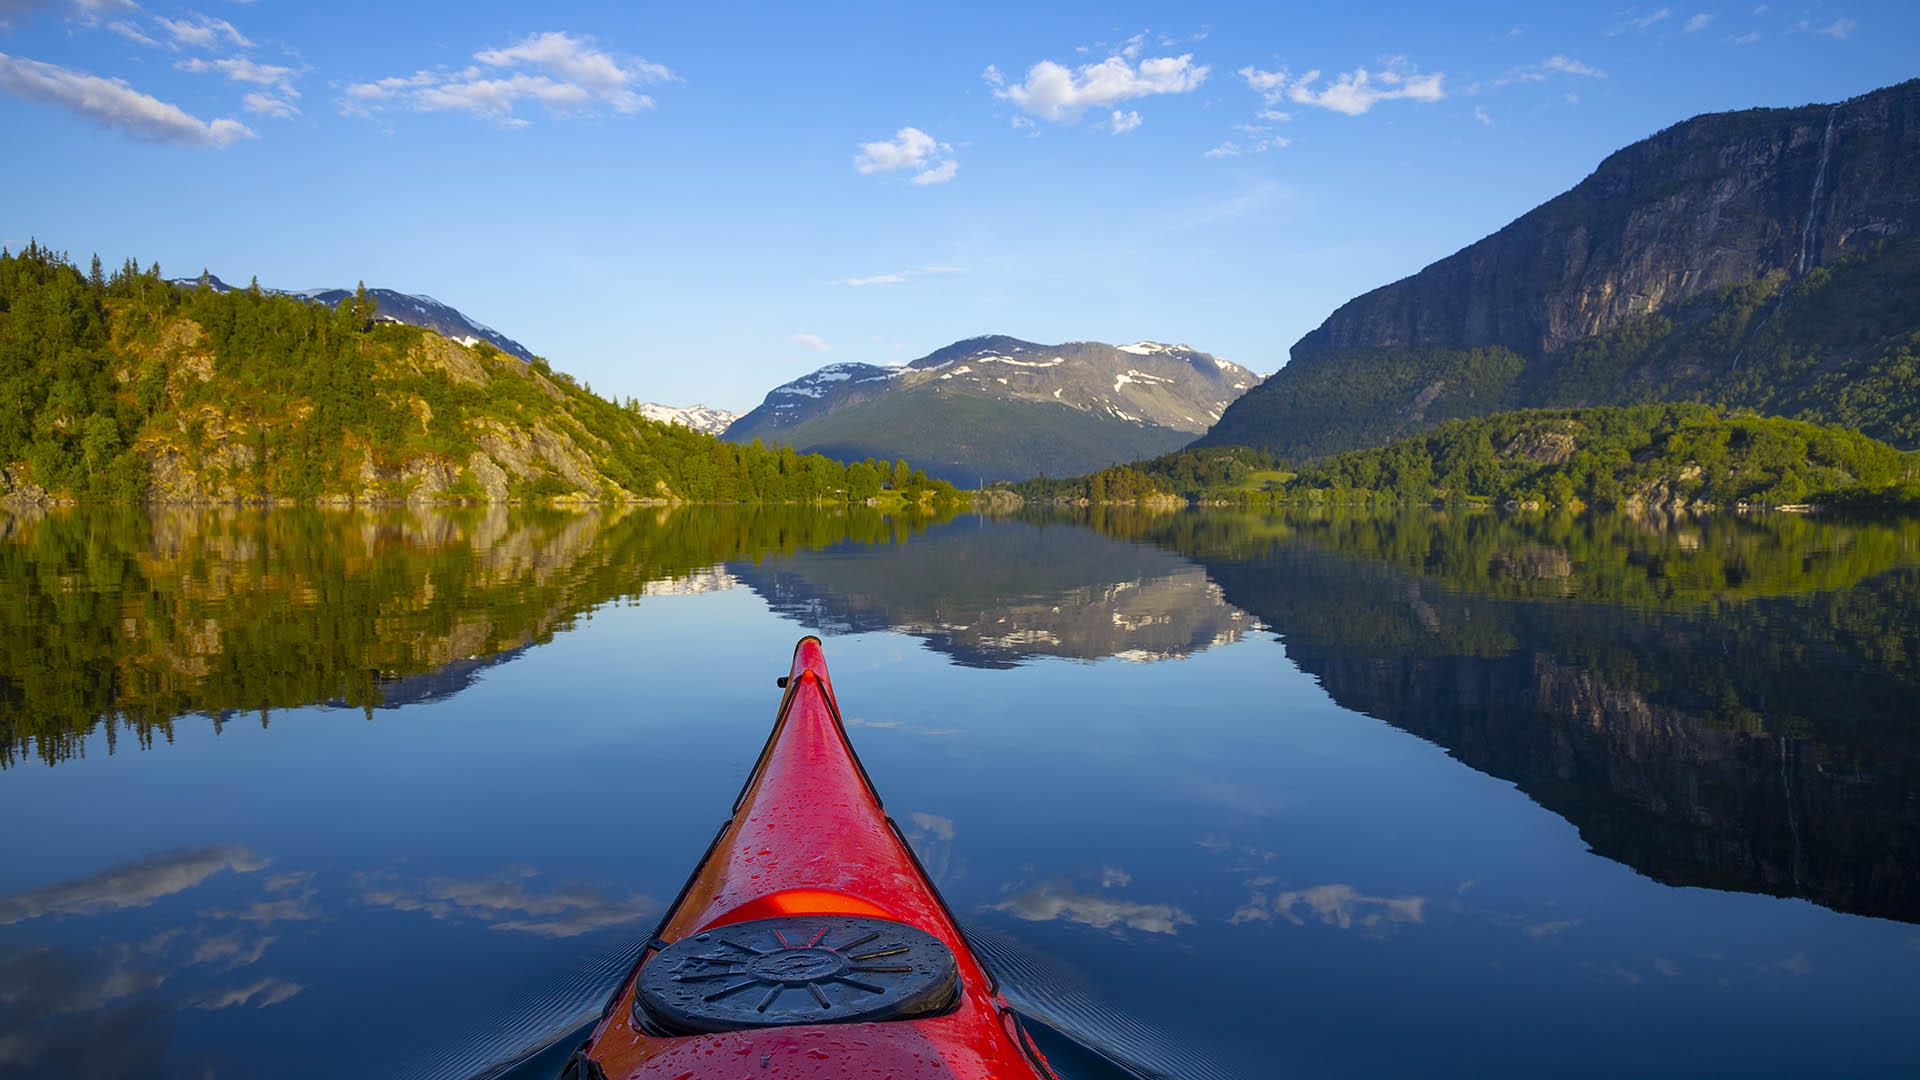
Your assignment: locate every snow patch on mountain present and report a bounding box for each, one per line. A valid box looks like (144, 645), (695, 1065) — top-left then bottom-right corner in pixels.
(636, 403), (740, 436)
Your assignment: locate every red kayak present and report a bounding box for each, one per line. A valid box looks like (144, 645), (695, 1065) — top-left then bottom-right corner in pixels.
(563, 637), (1054, 1079)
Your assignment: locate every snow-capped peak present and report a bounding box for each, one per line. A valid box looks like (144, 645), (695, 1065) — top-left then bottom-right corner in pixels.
(637, 402), (740, 437)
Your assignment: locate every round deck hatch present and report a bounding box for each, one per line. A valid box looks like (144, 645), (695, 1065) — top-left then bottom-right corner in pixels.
(637, 915), (959, 1034)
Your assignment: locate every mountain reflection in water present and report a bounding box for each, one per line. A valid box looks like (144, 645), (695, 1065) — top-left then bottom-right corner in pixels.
(2, 504), (1919, 1076)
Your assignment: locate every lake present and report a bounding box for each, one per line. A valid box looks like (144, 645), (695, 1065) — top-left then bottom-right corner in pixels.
(1, 505), (1917, 1079)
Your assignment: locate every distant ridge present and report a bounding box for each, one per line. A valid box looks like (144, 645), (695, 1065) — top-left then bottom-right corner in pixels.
(727, 335), (1256, 484)
(169, 272), (537, 362)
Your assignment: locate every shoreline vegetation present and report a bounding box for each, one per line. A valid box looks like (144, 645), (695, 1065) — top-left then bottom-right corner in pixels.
(0, 243), (962, 511)
(1003, 405), (1920, 514)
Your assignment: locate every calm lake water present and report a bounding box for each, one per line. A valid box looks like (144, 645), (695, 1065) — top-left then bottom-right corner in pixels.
(2, 505), (1918, 1079)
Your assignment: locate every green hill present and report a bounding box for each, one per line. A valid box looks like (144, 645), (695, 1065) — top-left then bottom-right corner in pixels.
(0, 243), (954, 506)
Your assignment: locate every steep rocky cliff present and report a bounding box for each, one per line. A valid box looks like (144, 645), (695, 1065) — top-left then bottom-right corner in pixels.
(1206, 78), (1920, 459)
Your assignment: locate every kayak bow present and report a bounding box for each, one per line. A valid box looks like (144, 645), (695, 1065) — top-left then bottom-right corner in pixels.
(564, 637), (1053, 1079)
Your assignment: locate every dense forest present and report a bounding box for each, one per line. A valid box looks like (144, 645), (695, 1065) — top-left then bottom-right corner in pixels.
(1014, 405), (1919, 511)
(1006, 446), (1287, 504)
(0, 243), (959, 505)
(1284, 405), (1917, 510)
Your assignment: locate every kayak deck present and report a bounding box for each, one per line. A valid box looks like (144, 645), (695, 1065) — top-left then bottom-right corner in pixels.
(566, 638), (1051, 1079)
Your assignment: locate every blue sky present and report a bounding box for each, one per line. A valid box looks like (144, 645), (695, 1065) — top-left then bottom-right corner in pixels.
(2, 1), (1914, 411)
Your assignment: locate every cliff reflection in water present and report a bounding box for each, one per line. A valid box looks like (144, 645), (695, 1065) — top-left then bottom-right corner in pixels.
(1099, 508), (1920, 924)
(731, 517), (1256, 667)
(0, 504), (956, 768)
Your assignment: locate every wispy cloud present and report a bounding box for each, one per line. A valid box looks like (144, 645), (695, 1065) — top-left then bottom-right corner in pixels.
(358, 869), (655, 938)
(984, 52), (1207, 124)
(1204, 128), (1289, 159)
(0, 845), (266, 924)
(791, 333), (829, 351)
(155, 12), (252, 50)
(1615, 7), (1673, 33)
(1108, 108), (1143, 134)
(1728, 30), (1762, 44)
(1474, 105), (1494, 126)
(0, 53), (255, 146)
(175, 56), (301, 117)
(1239, 57), (1444, 117)
(1496, 54), (1608, 84)
(853, 126), (957, 186)
(1683, 13), (1715, 31)
(990, 878), (1195, 935)
(1799, 17), (1857, 39)
(833, 266), (963, 287)
(344, 31), (675, 123)
(193, 977), (305, 1010)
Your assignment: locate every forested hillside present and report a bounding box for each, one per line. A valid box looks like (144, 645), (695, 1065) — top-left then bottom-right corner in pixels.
(1016, 405), (1918, 511)
(0, 244), (954, 505)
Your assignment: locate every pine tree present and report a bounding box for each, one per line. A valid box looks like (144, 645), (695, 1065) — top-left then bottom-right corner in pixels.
(88, 254), (105, 290)
(352, 281), (376, 329)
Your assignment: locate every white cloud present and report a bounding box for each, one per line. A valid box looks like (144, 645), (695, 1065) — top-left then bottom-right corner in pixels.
(1728, 30), (1762, 44)
(1240, 58), (1445, 117)
(791, 333), (829, 351)
(0, 52), (255, 146)
(1800, 17), (1856, 39)
(1108, 108), (1142, 133)
(343, 31), (674, 122)
(985, 52), (1207, 123)
(1683, 13), (1714, 31)
(474, 30), (671, 113)
(910, 159), (958, 185)
(853, 126), (956, 186)
(1474, 105), (1493, 126)
(155, 13), (252, 50)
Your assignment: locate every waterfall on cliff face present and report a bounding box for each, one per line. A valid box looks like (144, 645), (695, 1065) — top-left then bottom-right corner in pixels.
(1796, 106), (1842, 276)
(1736, 106), (1843, 375)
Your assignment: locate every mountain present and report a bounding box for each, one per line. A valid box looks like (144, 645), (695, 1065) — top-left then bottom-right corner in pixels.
(636, 402), (738, 436)
(1203, 78), (1920, 460)
(726, 335), (1257, 484)
(169, 272), (537, 361)
(1, 245), (956, 506)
